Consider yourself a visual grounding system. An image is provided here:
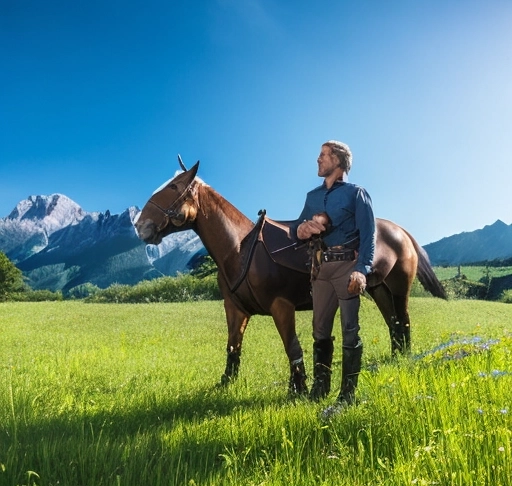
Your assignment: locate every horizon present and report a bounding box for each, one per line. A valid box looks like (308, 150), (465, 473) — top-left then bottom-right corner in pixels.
(2, 1), (511, 246)
(2, 189), (510, 247)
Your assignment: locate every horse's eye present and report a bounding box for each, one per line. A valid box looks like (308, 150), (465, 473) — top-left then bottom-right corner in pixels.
(169, 183), (178, 190)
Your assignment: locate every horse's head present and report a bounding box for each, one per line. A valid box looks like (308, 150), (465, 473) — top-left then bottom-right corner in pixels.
(135, 159), (200, 245)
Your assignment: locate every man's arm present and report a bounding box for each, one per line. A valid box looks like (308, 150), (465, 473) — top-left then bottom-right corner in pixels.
(353, 187), (376, 276)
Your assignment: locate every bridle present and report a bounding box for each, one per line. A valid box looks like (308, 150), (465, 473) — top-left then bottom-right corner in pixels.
(147, 180), (196, 232)
(145, 155), (199, 233)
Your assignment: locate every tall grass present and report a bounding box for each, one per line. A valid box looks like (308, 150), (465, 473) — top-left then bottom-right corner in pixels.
(1, 299), (511, 485)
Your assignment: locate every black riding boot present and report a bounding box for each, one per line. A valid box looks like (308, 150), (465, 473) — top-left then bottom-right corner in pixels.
(336, 341), (363, 405)
(309, 338), (334, 401)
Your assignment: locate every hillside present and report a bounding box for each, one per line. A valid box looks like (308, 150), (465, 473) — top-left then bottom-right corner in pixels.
(423, 220), (512, 265)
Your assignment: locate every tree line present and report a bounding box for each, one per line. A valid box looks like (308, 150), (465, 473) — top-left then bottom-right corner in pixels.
(1, 251), (511, 304)
(0, 251), (221, 303)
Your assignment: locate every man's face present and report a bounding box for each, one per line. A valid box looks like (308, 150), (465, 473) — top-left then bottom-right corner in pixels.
(317, 145), (340, 178)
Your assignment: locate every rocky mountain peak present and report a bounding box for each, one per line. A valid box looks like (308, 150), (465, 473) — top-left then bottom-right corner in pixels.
(7, 194), (85, 224)
(0, 193), (205, 291)
(484, 219), (508, 231)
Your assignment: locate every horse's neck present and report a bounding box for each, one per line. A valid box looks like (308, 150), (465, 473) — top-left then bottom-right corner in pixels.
(194, 184), (254, 263)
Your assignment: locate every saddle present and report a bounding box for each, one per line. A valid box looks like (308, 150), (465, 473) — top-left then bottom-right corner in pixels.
(226, 210), (310, 312)
(231, 210), (309, 291)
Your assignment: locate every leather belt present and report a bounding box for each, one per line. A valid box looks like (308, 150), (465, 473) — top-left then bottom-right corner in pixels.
(322, 248), (356, 262)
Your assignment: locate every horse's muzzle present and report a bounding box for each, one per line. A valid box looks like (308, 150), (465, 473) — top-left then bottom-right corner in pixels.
(135, 220), (162, 245)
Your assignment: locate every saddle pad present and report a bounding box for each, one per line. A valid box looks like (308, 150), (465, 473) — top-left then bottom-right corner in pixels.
(260, 218), (310, 274)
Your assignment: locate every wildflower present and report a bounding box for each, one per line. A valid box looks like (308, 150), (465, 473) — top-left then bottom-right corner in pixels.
(414, 395), (434, 401)
(491, 370), (509, 378)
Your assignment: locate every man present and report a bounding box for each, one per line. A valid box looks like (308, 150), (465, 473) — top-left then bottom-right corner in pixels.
(294, 140), (375, 408)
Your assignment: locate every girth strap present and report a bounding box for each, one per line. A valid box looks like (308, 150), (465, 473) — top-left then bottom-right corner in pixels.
(229, 209), (267, 294)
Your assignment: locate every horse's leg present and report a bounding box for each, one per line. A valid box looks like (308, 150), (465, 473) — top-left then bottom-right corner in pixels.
(220, 296), (250, 386)
(270, 297), (307, 396)
(390, 294), (411, 354)
(367, 283), (409, 355)
(383, 257), (416, 354)
(369, 220), (417, 355)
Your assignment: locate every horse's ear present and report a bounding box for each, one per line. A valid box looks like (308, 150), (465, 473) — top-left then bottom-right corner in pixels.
(190, 161), (199, 179)
(170, 160), (199, 192)
(178, 154), (187, 171)
(177, 155), (199, 179)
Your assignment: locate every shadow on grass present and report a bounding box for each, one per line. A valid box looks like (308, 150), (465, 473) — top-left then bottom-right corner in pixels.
(2, 383), (298, 485)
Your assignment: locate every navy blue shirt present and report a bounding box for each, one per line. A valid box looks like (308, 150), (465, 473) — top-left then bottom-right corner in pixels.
(295, 180), (376, 275)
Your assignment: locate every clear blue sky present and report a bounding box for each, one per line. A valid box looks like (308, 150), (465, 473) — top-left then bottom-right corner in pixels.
(1, 0), (511, 245)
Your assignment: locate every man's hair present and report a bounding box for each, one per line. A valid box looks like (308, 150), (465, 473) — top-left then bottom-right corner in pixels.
(323, 140), (352, 173)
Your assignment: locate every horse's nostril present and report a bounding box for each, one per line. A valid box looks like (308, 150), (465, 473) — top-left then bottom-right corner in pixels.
(134, 220), (155, 241)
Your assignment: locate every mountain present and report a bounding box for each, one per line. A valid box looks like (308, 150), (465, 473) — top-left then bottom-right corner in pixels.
(0, 194), (206, 292)
(2, 194), (511, 292)
(423, 220), (512, 266)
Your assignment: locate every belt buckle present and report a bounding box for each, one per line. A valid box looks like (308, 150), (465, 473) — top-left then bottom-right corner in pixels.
(323, 248), (354, 262)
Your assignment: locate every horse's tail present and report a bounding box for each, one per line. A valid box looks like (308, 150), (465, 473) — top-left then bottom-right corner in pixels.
(405, 230), (447, 299)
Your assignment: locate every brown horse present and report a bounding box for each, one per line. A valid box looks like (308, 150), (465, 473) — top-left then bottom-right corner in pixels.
(135, 159), (446, 395)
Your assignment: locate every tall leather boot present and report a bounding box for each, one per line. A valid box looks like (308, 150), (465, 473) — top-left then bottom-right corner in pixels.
(309, 338), (334, 401)
(337, 341), (363, 405)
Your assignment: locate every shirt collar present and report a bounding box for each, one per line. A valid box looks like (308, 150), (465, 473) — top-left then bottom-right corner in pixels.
(322, 179), (345, 190)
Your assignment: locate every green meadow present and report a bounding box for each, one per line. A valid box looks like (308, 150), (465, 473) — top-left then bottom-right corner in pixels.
(1, 298), (511, 485)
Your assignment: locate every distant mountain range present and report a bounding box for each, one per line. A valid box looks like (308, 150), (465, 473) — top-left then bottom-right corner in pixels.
(0, 194), (511, 292)
(0, 194), (206, 292)
(423, 219), (512, 266)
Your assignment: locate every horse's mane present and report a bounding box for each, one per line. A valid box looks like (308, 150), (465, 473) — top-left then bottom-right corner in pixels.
(195, 181), (253, 229)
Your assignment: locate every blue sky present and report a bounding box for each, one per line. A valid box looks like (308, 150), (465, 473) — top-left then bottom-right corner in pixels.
(1, 0), (511, 245)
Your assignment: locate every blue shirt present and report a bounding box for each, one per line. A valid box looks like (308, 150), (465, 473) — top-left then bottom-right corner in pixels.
(295, 180), (376, 276)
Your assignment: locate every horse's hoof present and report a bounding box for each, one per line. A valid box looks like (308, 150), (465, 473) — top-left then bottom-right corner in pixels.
(288, 390), (307, 400)
(219, 374), (230, 387)
(288, 382), (309, 398)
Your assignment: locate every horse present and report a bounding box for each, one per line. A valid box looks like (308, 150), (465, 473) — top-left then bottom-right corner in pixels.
(135, 158), (446, 396)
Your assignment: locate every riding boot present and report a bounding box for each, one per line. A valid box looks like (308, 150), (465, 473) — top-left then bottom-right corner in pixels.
(309, 338), (334, 401)
(288, 357), (308, 397)
(336, 340), (363, 406)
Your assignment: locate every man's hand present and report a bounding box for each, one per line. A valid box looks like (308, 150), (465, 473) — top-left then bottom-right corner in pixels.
(297, 213), (329, 240)
(297, 220), (326, 240)
(348, 271), (366, 295)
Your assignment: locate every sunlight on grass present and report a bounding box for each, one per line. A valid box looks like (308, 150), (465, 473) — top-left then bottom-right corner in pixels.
(1, 299), (512, 485)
